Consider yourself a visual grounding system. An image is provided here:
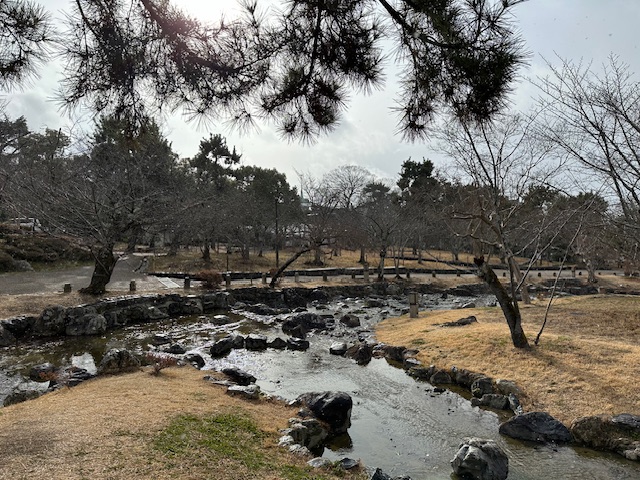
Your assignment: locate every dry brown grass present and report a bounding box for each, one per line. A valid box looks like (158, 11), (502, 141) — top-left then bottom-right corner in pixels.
(148, 247), (522, 274)
(376, 292), (640, 424)
(0, 367), (366, 480)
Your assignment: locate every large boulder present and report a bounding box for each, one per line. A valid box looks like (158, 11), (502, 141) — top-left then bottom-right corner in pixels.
(245, 333), (268, 351)
(570, 414), (640, 460)
(499, 412), (572, 443)
(210, 336), (235, 357)
(294, 391), (353, 435)
(97, 348), (140, 375)
(221, 366), (256, 386)
(65, 313), (107, 336)
(451, 437), (509, 480)
(345, 342), (373, 365)
(32, 305), (67, 337)
(0, 322), (16, 346)
(282, 313), (329, 337)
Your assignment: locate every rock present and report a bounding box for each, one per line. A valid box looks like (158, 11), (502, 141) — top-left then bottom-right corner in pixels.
(471, 377), (494, 398)
(369, 468), (392, 480)
(295, 391), (353, 435)
(33, 305), (67, 337)
(461, 302), (476, 309)
(440, 315), (477, 327)
(210, 314), (233, 325)
(184, 353), (205, 369)
(58, 366), (95, 387)
(287, 337), (310, 351)
(209, 336), (235, 357)
(1, 315), (36, 339)
(403, 357), (422, 370)
(289, 444), (312, 457)
(0, 322), (16, 347)
(345, 342), (373, 365)
(150, 334), (171, 346)
(452, 368), (485, 389)
(221, 367), (256, 385)
(378, 344), (407, 363)
(407, 365), (435, 380)
(282, 312), (329, 337)
(329, 342), (348, 356)
(245, 333), (268, 351)
(499, 412), (572, 443)
(508, 393), (524, 415)
(570, 414), (640, 458)
(97, 348), (141, 375)
(227, 384), (261, 400)
(29, 363), (57, 382)
(340, 314), (361, 328)
(451, 437), (509, 480)
(338, 458), (359, 470)
(268, 337), (288, 349)
(165, 343), (186, 354)
(284, 418), (329, 449)
(430, 369), (453, 384)
(229, 333), (246, 349)
(3, 381), (50, 407)
(471, 394), (510, 410)
(65, 313), (107, 336)
(308, 457), (333, 468)
(495, 379), (523, 397)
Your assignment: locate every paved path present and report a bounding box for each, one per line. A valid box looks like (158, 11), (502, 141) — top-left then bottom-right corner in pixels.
(0, 254), (169, 296)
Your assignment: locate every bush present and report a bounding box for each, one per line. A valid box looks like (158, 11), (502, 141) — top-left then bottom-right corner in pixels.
(195, 269), (223, 289)
(145, 351), (179, 375)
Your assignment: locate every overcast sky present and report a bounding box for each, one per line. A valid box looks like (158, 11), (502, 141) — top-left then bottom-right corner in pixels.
(5, 0), (640, 185)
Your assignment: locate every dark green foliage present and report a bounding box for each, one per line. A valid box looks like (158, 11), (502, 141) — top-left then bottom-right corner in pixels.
(57, 0), (526, 141)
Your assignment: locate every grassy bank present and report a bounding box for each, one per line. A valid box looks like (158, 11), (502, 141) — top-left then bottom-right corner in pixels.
(0, 367), (366, 480)
(376, 293), (640, 424)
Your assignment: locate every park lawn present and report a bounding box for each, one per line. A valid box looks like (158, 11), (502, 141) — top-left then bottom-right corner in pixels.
(375, 293), (640, 425)
(0, 367), (367, 480)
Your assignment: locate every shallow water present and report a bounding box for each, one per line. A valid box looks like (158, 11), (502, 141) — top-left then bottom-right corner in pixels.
(1, 296), (639, 479)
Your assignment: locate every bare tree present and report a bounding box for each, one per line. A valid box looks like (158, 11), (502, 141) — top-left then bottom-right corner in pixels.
(535, 56), (640, 271)
(435, 112), (560, 348)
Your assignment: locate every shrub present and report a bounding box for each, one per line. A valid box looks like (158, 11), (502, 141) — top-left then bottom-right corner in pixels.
(145, 351), (179, 375)
(196, 269), (223, 289)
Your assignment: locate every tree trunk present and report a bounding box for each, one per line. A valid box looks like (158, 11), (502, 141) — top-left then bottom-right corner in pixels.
(358, 246), (366, 264)
(378, 248), (386, 281)
(313, 246), (323, 265)
(474, 257), (529, 348)
(80, 244), (117, 295)
(202, 240), (211, 263)
(269, 247), (311, 288)
(507, 255), (531, 304)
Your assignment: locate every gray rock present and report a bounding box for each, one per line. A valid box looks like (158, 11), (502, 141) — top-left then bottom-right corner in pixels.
(471, 394), (510, 410)
(440, 315), (477, 327)
(345, 342), (373, 365)
(210, 336), (235, 357)
(570, 414), (640, 458)
(339, 458), (359, 470)
(165, 343), (186, 354)
(282, 312), (329, 337)
(245, 333), (268, 351)
(499, 411), (572, 443)
(329, 341), (348, 356)
(184, 353), (205, 369)
(495, 379), (523, 397)
(430, 369), (453, 384)
(0, 322), (16, 347)
(308, 457), (333, 468)
(226, 384), (261, 399)
(268, 337), (288, 349)
(33, 305), (67, 337)
(97, 348), (140, 375)
(471, 377), (494, 398)
(3, 381), (50, 407)
(451, 437), (509, 480)
(284, 418), (329, 449)
(221, 366), (256, 386)
(287, 337), (310, 351)
(295, 391), (353, 435)
(66, 313), (107, 336)
(340, 314), (361, 328)
(210, 314), (233, 325)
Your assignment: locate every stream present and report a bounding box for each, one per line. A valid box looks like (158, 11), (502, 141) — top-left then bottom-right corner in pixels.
(1, 294), (639, 479)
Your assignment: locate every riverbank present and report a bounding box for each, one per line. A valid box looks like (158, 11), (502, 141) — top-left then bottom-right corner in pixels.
(376, 293), (640, 425)
(1, 275), (639, 478)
